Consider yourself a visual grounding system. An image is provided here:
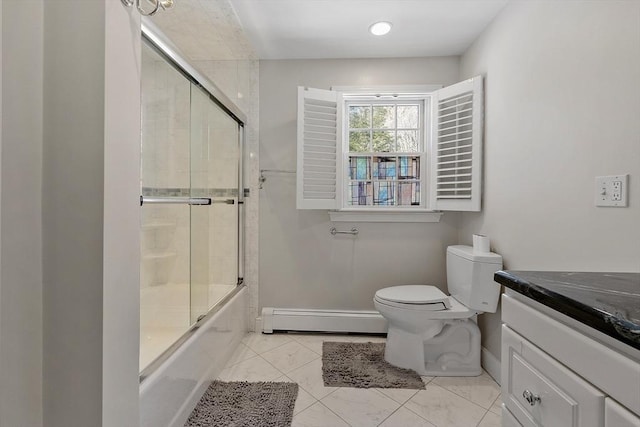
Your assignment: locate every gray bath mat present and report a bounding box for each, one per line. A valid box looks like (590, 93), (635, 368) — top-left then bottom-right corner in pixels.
(185, 381), (298, 427)
(322, 342), (425, 389)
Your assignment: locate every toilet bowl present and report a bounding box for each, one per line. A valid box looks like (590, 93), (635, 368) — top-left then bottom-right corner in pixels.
(374, 245), (502, 376)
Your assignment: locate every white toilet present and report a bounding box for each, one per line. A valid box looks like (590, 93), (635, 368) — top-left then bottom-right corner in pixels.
(374, 245), (503, 376)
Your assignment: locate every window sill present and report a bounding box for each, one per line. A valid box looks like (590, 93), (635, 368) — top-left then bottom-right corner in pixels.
(328, 210), (443, 223)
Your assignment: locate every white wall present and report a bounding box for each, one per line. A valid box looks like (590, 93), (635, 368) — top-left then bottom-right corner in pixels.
(43, 1), (140, 426)
(0, 2), (2, 418)
(0, 1), (44, 425)
(459, 0), (640, 361)
(259, 58), (461, 313)
(103, 2), (141, 425)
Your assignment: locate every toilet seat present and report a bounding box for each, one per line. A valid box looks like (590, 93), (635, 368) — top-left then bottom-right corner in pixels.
(374, 285), (451, 310)
(374, 285), (474, 319)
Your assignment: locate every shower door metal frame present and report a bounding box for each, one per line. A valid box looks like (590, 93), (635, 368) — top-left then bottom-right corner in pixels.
(139, 18), (246, 382)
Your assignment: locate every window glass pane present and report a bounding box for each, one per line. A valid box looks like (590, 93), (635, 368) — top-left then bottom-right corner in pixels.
(398, 182), (420, 206)
(372, 105), (395, 129)
(372, 130), (394, 152)
(349, 105), (371, 129)
(349, 130), (370, 152)
(397, 130), (419, 152)
(344, 98), (425, 209)
(398, 156), (420, 179)
(349, 181), (372, 205)
(372, 156), (396, 180)
(397, 105), (419, 128)
(373, 182), (395, 206)
(349, 156), (370, 180)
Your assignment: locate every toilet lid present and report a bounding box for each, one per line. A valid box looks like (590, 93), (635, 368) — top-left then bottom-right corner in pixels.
(375, 285), (451, 309)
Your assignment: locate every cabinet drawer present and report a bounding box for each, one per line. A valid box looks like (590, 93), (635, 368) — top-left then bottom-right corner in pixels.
(503, 325), (605, 427)
(606, 398), (640, 427)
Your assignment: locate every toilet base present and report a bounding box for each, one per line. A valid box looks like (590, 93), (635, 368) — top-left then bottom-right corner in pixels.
(385, 319), (482, 376)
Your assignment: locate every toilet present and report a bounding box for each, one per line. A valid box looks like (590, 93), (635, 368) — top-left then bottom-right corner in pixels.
(374, 245), (502, 376)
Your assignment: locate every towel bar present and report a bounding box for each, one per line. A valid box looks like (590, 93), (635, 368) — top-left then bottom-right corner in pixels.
(330, 227), (358, 236)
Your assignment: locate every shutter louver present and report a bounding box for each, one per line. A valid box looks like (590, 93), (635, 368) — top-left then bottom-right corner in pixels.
(430, 76), (483, 211)
(296, 87), (341, 209)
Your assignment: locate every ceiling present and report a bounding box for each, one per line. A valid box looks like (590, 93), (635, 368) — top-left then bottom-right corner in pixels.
(230, 0), (509, 60)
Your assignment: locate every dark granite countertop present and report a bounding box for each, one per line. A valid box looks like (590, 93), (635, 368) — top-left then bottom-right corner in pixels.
(494, 271), (640, 352)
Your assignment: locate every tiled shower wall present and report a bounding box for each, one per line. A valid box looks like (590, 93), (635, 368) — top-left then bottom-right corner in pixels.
(152, 0), (260, 330)
(141, 57), (259, 329)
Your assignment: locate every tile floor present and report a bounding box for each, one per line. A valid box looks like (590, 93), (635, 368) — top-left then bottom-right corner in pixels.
(217, 332), (502, 427)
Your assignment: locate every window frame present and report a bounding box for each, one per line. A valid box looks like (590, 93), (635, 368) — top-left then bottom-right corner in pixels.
(335, 86), (441, 213)
(342, 97), (428, 210)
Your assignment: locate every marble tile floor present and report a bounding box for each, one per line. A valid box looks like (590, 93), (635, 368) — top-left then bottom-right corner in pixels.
(217, 332), (502, 427)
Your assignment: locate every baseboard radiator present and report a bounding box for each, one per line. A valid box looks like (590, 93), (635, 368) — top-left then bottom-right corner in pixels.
(261, 307), (387, 334)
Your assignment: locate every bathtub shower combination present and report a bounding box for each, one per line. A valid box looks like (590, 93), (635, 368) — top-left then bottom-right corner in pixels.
(138, 20), (248, 427)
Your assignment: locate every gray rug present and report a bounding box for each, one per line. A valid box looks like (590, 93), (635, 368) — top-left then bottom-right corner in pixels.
(185, 381), (298, 427)
(322, 342), (425, 389)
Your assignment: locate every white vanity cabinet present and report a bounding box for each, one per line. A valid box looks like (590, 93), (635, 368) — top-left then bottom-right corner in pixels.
(501, 292), (640, 427)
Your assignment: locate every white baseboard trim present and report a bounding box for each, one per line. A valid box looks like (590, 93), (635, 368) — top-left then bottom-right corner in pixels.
(481, 346), (501, 385)
(261, 307), (387, 334)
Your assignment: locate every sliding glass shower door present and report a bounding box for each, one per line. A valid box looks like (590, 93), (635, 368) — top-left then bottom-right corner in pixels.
(190, 86), (240, 324)
(139, 39), (243, 373)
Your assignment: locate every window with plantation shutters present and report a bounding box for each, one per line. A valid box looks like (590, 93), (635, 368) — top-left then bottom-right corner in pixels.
(429, 76), (483, 212)
(296, 76), (483, 216)
(296, 87), (342, 209)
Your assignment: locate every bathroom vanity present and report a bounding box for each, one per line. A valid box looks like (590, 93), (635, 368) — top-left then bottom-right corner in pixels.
(495, 271), (640, 427)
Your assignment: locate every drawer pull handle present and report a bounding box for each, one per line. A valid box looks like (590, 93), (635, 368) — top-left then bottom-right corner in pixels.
(523, 390), (541, 406)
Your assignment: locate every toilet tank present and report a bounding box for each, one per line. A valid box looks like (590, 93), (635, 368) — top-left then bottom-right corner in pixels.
(446, 245), (503, 313)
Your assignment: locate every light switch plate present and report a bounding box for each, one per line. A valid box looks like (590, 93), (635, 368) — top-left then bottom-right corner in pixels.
(595, 174), (628, 207)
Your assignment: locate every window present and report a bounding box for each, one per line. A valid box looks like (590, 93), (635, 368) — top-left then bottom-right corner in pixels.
(296, 77), (483, 218)
(345, 98), (426, 208)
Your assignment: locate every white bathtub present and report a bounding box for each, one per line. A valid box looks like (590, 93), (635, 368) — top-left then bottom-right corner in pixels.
(139, 286), (247, 427)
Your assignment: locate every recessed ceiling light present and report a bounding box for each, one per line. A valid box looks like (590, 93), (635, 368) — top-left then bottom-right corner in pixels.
(369, 21), (392, 36)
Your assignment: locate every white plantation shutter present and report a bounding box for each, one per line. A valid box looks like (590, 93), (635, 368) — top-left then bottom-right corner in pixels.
(430, 76), (483, 211)
(296, 87), (341, 209)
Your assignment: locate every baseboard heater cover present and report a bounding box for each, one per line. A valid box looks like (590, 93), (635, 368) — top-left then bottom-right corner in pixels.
(261, 307), (387, 334)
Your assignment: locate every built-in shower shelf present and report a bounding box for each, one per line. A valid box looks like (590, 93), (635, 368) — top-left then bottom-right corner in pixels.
(142, 220), (177, 253)
(142, 252), (178, 287)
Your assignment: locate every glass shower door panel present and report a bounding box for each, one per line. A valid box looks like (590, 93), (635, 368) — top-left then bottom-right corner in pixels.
(190, 85), (240, 324)
(189, 86), (211, 324)
(206, 98), (239, 309)
(140, 42), (192, 371)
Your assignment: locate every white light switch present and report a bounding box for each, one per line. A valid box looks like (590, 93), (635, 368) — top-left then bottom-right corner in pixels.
(595, 174), (628, 207)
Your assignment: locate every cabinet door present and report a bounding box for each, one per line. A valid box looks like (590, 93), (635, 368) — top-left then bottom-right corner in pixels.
(606, 398), (640, 427)
(503, 325), (605, 427)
